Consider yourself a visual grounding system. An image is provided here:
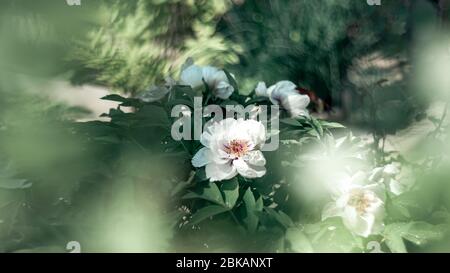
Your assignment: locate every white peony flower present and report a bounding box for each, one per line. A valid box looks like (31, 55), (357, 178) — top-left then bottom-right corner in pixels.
(191, 118), (267, 182)
(255, 80), (310, 118)
(180, 64), (234, 100)
(322, 172), (385, 237)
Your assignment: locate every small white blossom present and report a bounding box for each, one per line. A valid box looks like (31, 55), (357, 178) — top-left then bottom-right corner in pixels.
(191, 118), (267, 182)
(370, 163), (414, 196)
(139, 85), (170, 102)
(180, 64), (234, 100)
(255, 80), (310, 118)
(322, 172), (385, 237)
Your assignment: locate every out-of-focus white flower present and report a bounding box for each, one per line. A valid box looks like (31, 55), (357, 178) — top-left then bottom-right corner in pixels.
(191, 118), (267, 182)
(322, 172), (385, 237)
(255, 80), (310, 118)
(180, 64), (234, 100)
(369, 163), (411, 196)
(139, 77), (177, 103)
(139, 85), (170, 102)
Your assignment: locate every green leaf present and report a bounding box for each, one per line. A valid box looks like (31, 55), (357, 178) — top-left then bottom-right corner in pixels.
(171, 85), (196, 101)
(306, 129), (320, 137)
(264, 207), (294, 228)
(320, 121), (345, 129)
(221, 178), (239, 209)
(383, 223), (408, 253)
(224, 70), (238, 93)
(383, 222), (444, 253)
(280, 118), (303, 127)
(255, 197), (264, 212)
(0, 178), (31, 190)
(311, 118), (324, 137)
(304, 218), (363, 253)
(194, 169), (208, 182)
(101, 94), (128, 102)
(404, 222), (444, 245)
(285, 227), (314, 253)
(0, 162), (31, 190)
(188, 205), (229, 225)
(182, 182), (225, 206)
(242, 188), (259, 232)
(135, 105), (170, 128)
(92, 135), (121, 144)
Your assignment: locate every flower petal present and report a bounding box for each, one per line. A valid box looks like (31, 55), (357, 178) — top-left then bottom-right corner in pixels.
(201, 118), (237, 148)
(202, 66), (220, 85)
(268, 81), (297, 105)
(255, 82), (268, 97)
(342, 206), (378, 237)
(280, 93), (310, 117)
(191, 147), (211, 167)
(235, 119), (266, 147)
(214, 81), (234, 100)
(180, 65), (203, 89)
(322, 202), (342, 220)
(205, 162), (237, 182)
(244, 150), (266, 166)
(233, 159), (266, 179)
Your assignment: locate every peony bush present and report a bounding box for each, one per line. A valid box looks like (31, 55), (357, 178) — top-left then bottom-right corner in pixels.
(77, 59), (446, 253)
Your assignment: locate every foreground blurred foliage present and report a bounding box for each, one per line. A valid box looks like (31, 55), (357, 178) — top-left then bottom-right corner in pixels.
(1, 0), (450, 253)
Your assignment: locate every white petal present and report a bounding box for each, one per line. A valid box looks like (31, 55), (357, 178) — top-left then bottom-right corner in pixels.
(191, 147), (211, 167)
(384, 163), (400, 175)
(351, 171), (368, 185)
(205, 162), (237, 182)
(255, 82), (268, 97)
(233, 159), (266, 179)
(368, 167), (384, 183)
(388, 179), (405, 196)
(202, 66), (220, 85)
(212, 69), (229, 82)
(236, 119), (266, 147)
(280, 93), (310, 117)
(244, 150), (266, 166)
(365, 194), (385, 215)
(322, 202), (342, 220)
(180, 65), (203, 89)
(201, 118), (237, 148)
(200, 131), (213, 148)
(363, 184), (386, 202)
(342, 206), (372, 237)
(268, 81), (297, 104)
(214, 81), (234, 99)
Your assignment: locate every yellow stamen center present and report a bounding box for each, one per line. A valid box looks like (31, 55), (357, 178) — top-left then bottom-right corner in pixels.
(224, 139), (249, 158)
(347, 189), (372, 215)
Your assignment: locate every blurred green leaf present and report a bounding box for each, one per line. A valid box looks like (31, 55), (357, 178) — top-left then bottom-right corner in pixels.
(188, 205), (229, 226)
(285, 227), (314, 253)
(183, 182), (225, 206)
(220, 178), (239, 209)
(242, 188), (259, 232)
(384, 222), (445, 253)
